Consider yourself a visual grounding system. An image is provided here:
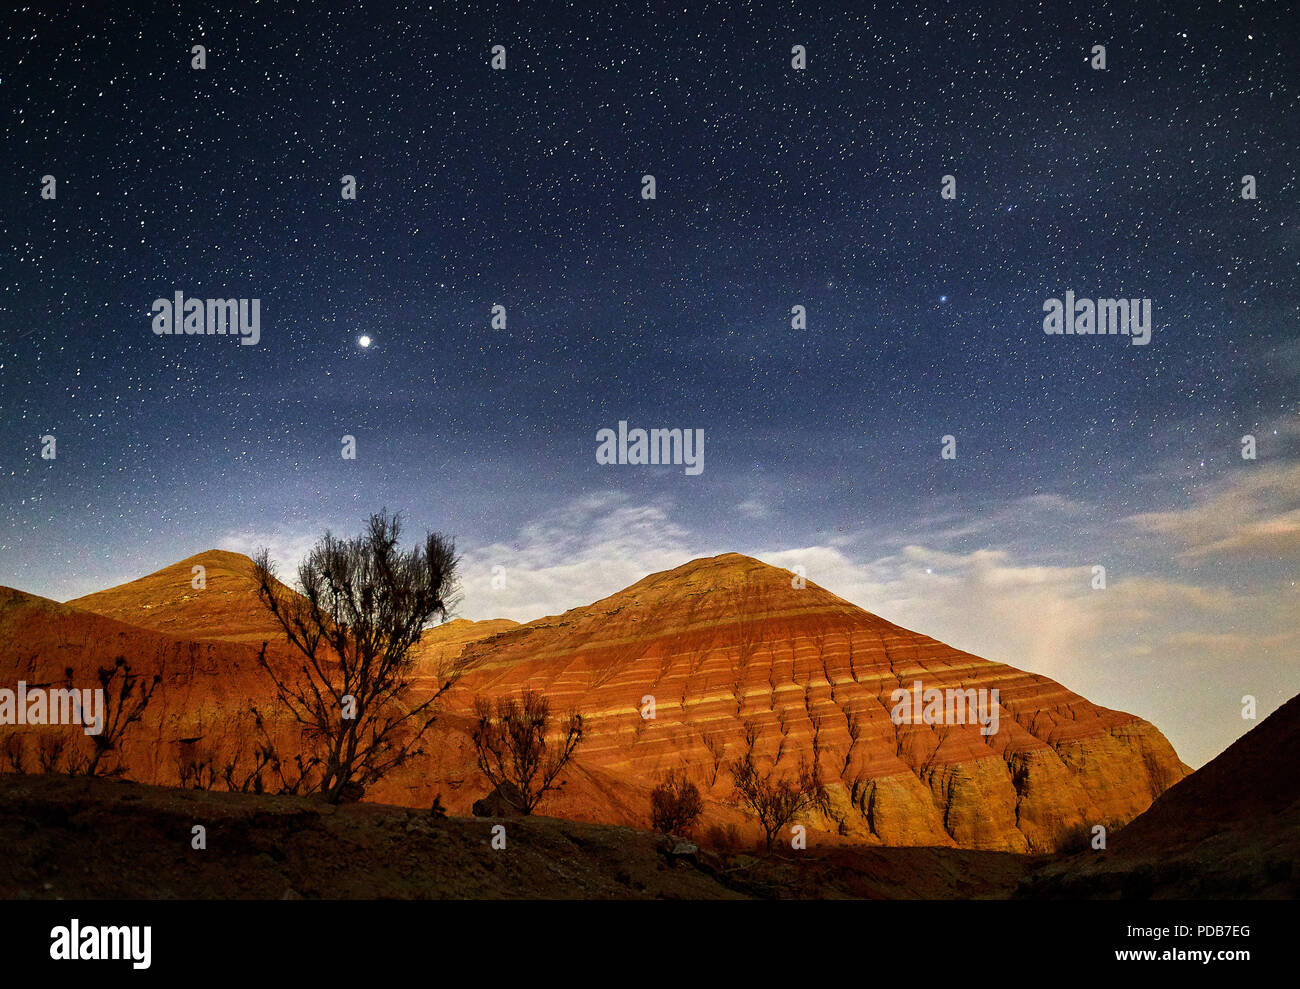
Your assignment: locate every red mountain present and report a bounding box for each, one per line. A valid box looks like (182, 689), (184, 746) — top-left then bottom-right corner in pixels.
(1, 550), (1190, 852)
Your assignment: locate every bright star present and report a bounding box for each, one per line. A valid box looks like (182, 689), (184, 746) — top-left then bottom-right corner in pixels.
(358, 335), (372, 348)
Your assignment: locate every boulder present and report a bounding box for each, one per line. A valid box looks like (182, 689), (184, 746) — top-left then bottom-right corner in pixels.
(472, 783), (526, 817)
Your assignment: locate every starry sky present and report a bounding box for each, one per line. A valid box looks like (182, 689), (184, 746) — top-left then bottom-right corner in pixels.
(1, 1), (1296, 767)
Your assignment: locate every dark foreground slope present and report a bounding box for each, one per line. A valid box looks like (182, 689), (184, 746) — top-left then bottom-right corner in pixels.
(0, 774), (1028, 900)
(1018, 693), (1300, 899)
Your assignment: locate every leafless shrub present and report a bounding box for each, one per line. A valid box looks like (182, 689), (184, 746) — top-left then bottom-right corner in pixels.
(37, 733), (68, 774)
(226, 703), (324, 795)
(650, 768), (704, 836)
(471, 689), (583, 815)
(1, 733), (26, 773)
(730, 752), (829, 854)
(704, 822), (742, 853)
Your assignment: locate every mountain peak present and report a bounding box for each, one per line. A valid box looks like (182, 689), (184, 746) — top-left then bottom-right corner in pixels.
(67, 548), (276, 644)
(175, 548), (259, 569)
(604, 551), (831, 603)
(666, 551), (785, 573)
(453, 548), (1187, 851)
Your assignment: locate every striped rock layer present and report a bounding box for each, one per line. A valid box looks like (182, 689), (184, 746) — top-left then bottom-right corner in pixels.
(447, 553), (1189, 852)
(4, 550), (1190, 852)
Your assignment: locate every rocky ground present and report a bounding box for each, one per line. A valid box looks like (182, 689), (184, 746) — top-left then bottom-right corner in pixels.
(0, 774), (1030, 899)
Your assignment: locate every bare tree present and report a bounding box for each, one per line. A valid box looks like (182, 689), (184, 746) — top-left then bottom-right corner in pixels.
(37, 734), (67, 774)
(730, 752), (828, 854)
(220, 738), (275, 794)
(209, 705), (306, 794)
(252, 510), (464, 804)
(471, 689), (583, 815)
(650, 768), (704, 837)
(1, 733), (25, 774)
(76, 659), (161, 777)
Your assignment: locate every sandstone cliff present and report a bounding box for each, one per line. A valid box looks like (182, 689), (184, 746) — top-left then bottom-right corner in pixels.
(443, 552), (1189, 852)
(2, 550), (1190, 853)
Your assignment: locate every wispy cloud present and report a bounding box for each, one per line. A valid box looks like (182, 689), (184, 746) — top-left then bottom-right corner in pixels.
(1128, 462), (1300, 562)
(205, 461), (1298, 771)
(443, 484), (1296, 769)
(456, 493), (717, 623)
(217, 523), (331, 584)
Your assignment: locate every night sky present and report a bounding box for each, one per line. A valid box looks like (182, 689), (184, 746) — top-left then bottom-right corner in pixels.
(1, 1), (1296, 766)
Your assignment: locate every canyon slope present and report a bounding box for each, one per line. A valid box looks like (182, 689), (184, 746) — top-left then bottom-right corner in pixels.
(1020, 690), (1300, 897)
(445, 552), (1189, 852)
(3, 550), (1190, 853)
